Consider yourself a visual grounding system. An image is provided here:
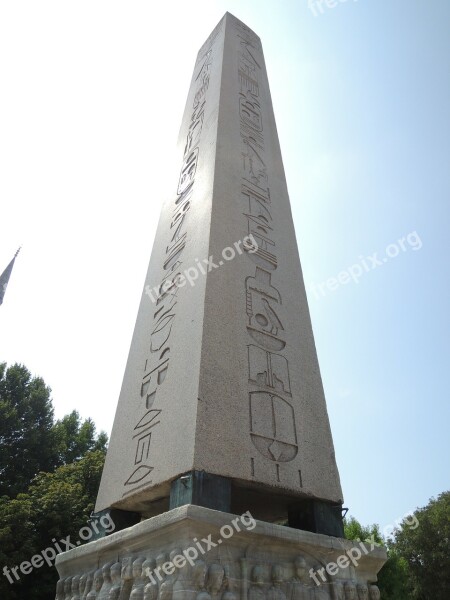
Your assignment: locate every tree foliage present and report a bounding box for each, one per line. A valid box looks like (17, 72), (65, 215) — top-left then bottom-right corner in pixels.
(345, 493), (450, 600)
(394, 491), (450, 599)
(344, 516), (384, 546)
(0, 362), (107, 498)
(0, 451), (106, 600)
(0, 362), (55, 497)
(52, 410), (108, 466)
(0, 362), (108, 600)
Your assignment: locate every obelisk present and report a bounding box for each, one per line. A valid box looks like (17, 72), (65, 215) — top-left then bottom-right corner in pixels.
(56, 14), (386, 598)
(95, 13), (342, 533)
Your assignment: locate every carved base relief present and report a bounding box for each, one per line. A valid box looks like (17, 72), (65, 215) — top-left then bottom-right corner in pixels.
(55, 508), (385, 600)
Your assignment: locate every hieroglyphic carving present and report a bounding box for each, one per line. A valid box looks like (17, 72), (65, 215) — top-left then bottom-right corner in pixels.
(234, 20), (262, 51)
(242, 138), (267, 187)
(239, 40), (260, 97)
(233, 23), (299, 473)
(240, 92), (263, 132)
(246, 269), (285, 352)
(250, 392), (298, 462)
(244, 215), (277, 272)
(196, 19), (224, 64)
(248, 346), (291, 395)
(124, 37), (217, 495)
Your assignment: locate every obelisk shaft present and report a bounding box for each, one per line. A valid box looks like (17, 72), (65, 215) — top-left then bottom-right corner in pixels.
(95, 13), (343, 523)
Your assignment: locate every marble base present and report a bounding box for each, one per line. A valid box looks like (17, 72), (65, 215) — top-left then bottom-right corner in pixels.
(55, 505), (386, 600)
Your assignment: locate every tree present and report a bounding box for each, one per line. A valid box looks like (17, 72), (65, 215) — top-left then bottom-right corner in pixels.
(394, 491), (450, 599)
(376, 548), (411, 600)
(0, 363), (55, 497)
(344, 516), (411, 600)
(344, 516), (383, 546)
(0, 362), (109, 600)
(52, 410), (108, 466)
(0, 363), (108, 498)
(0, 450), (106, 600)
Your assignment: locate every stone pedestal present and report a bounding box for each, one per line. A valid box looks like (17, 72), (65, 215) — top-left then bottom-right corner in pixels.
(55, 506), (386, 600)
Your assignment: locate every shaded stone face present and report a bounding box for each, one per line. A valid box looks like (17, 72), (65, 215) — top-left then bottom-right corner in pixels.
(142, 558), (156, 580)
(251, 566), (265, 586)
(192, 560), (208, 588)
(94, 569), (103, 592)
(207, 563), (225, 594)
(344, 582), (357, 600)
(64, 577), (72, 596)
(159, 580), (173, 600)
(121, 559), (133, 581)
(102, 561), (112, 583)
(132, 557), (144, 579)
(71, 574), (80, 594)
(272, 564), (284, 584)
(156, 553), (168, 573)
(94, 11), (343, 520)
(294, 556), (307, 580)
(357, 584), (368, 600)
(79, 573), (87, 595)
(369, 586), (380, 600)
(56, 579), (64, 599)
(110, 562), (122, 584)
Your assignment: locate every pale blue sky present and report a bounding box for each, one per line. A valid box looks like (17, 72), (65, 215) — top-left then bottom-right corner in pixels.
(0, 1), (448, 531)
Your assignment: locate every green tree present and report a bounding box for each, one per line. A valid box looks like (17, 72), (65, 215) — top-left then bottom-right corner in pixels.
(394, 491), (450, 599)
(52, 410), (108, 466)
(0, 362), (109, 599)
(0, 450), (106, 600)
(344, 515), (411, 600)
(344, 516), (383, 546)
(0, 363), (108, 498)
(0, 363), (55, 497)
(376, 548), (411, 600)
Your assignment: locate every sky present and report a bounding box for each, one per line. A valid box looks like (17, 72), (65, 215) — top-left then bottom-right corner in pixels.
(1, 1), (449, 533)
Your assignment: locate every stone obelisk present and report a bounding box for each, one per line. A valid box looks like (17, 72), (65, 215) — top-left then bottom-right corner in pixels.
(56, 14), (386, 598)
(95, 12), (342, 531)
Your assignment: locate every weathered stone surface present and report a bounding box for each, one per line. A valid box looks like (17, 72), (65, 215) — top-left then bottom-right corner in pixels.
(95, 12), (343, 519)
(55, 506), (386, 600)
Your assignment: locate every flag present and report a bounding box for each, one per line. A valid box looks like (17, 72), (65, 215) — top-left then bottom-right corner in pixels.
(0, 248), (20, 306)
